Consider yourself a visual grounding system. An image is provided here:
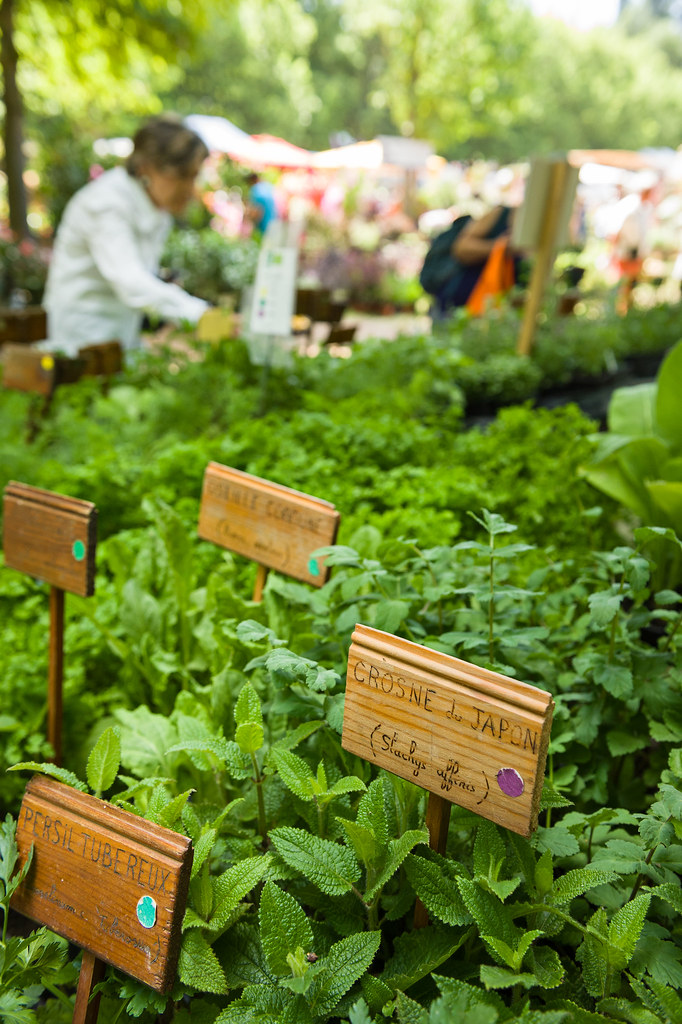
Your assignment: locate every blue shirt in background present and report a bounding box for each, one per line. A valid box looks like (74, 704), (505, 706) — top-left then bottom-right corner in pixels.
(249, 181), (278, 234)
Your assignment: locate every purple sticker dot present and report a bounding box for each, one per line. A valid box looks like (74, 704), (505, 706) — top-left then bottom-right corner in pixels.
(497, 767), (524, 798)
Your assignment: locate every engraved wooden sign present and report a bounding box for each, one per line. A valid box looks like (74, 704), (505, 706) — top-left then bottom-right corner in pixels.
(3, 482), (97, 597)
(342, 625), (554, 837)
(198, 462), (340, 587)
(12, 776), (193, 993)
(2, 346), (57, 396)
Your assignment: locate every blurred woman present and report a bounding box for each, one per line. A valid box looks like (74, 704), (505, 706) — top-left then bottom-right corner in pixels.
(44, 114), (210, 355)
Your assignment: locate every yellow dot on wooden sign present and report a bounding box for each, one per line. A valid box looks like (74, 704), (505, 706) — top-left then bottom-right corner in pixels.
(40, 355), (55, 371)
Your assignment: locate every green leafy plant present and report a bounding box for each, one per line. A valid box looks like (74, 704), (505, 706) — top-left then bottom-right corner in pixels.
(582, 338), (682, 588)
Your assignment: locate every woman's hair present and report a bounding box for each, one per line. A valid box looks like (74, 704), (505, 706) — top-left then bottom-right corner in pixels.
(126, 114), (209, 178)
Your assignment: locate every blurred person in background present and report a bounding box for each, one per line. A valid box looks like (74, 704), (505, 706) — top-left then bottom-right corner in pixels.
(44, 114), (211, 356)
(244, 172), (279, 238)
(610, 172), (661, 314)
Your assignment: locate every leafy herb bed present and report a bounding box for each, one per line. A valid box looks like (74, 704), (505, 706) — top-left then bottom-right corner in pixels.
(0, 322), (681, 1022)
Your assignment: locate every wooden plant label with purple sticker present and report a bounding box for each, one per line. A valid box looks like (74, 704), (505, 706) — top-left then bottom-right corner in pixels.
(3, 482), (97, 597)
(342, 625), (554, 837)
(11, 776), (193, 993)
(198, 462), (340, 587)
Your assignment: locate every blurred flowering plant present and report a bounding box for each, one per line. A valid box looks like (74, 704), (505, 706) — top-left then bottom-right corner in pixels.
(0, 228), (50, 305)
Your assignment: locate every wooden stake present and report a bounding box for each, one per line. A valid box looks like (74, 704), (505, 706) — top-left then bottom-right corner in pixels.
(414, 793), (452, 928)
(252, 563), (269, 603)
(72, 950), (105, 1024)
(48, 586), (64, 765)
(516, 160), (569, 357)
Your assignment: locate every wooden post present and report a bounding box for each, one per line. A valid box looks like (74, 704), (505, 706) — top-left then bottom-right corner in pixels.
(252, 563), (269, 603)
(2, 483), (97, 765)
(414, 793), (452, 928)
(516, 160), (569, 357)
(48, 586), (65, 765)
(72, 950), (105, 1024)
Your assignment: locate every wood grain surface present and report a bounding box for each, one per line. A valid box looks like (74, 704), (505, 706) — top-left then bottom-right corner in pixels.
(12, 776), (193, 993)
(3, 482), (97, 596)
(198, 462), (340, 587)
(342, 625), (554, 837)
(1, 346), (56, 395)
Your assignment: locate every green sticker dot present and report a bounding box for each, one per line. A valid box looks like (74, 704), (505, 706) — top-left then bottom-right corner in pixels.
(308, 558), (320, 576)
(72, 540), (86, 562)
(137, 895), (157, 929)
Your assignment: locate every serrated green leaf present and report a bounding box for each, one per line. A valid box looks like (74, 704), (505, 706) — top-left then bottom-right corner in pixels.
(270, 720), (324, 753)
(269, 826), (360, 895)
(639, 817), (674, 849)
(220, 922), (275, 989)
(588, 590), (623, 626)
(235, 682), (263, 727)
(357, 778), (388, 844)
(147, 786), (194, 828)
(533, 827), (580, 858)
(594, 663), (633, 699)
(236, 620), (287, 647)
(404, 855), (471, 927)
(190, 862), (213, 921)
(308, 931), (381, 1018)
(182, 907), (209, 931)
(550, 868), (619, 906)
(480, 964), (538, 990)
(259, 881), (313, 977)
(236, 722), (264, 755)
(534, 850), (553, 898)
(651, 882), (682, 913)
(382, 927), (469, 992)
(8, 763), (87, 791)
(209, 855), (272, 931)
(395, 991), (429, 1024)
(270, 748), (315, 801)
(328, 775), (366, 798)
(525, 945), (565, 989)
(473, 820), (507, 880)
(178, 930), (228, 993)
(457, 877), (519, 945)
(86, 727), (121, 796)
(481, 930), (543, 971)
(576, 907), (609, 998)
(337, 818), (382, 866)
(190, 828), (217, 880)
(608, 892), (651, 966)
(365, 829), (428, 901)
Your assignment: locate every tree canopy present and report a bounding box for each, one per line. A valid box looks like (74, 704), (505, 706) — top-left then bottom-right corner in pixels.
(4, 0), (682, 233)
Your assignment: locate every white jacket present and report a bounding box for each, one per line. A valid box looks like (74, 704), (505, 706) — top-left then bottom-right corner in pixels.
(44, 166), (208, 354)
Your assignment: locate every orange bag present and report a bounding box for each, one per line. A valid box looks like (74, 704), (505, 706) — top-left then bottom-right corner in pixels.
(465, 237), (515, 316)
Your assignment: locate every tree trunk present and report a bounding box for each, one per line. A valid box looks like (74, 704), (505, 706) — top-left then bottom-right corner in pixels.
(1, 0), (29, 238)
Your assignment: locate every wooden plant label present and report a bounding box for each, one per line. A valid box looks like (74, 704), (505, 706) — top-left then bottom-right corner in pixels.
(3, 482), (97, 597)
(2, 346), (57, 396)
(342, 625), (554, 837)
(12, 776), (193, 992)
(198, 462), (340, 587)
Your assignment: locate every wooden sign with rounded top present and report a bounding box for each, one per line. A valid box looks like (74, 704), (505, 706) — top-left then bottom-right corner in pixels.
(3, 482), (97, 597)
(198, 462), (340, 587)
(12, 776), (193, 993)
(342, 625), (554, 837)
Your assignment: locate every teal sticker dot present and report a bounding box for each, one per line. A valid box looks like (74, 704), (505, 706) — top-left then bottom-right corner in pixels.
(72, 540), (86, 562)
(308, 558), (320, 576)
(137, 895), (157, 929)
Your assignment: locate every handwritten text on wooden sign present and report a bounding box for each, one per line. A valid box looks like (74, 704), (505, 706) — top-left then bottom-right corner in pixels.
(342, 625), (554, 837)
(198, 462), (339, 587)
(3, 482), (97, 597)
(11, 776), (192, 993)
